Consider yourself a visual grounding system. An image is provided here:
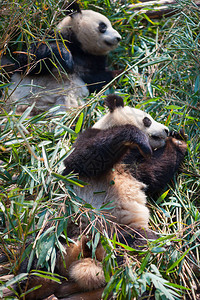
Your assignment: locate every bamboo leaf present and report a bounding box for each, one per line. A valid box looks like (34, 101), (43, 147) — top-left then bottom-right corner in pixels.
(166, 249), (190, 274)
(75, 112), (84, 134)
(21, 166), (39, 182)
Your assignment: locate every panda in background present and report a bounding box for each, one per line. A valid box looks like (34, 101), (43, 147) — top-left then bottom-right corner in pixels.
(6, 2), (121, 114)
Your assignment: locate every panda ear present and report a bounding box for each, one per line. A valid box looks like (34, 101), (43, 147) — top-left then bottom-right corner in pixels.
(65, 1), (82, 16)
(105, 94), (124, 113)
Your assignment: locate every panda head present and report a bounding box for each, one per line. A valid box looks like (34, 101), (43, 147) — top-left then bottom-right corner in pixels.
(93, 95), (169, 149)
(57, 4), (121, 56)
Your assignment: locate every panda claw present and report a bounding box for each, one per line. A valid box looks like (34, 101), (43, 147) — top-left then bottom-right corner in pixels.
(169, 128), (187, 141)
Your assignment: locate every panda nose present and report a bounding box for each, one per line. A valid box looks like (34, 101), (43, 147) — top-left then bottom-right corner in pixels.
(164, 128), (169, 136)
(116, 36), (121, 42)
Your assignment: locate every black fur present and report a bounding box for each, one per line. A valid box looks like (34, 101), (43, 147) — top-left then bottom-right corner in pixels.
(63, 125), (152, 178)
(64, 127), (186, 194)
(63, 97), (187, 194)
(66, 1), (82, 15)
(15, 41), (74, 75)
(124, 135), (187, 195)
(105, 94), (124, 112)
(143, 116), (152, 128)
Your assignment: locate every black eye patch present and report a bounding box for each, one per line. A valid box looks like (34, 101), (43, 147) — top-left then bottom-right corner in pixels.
(143, 117), (152, 127)
(99, 22), (107, 33)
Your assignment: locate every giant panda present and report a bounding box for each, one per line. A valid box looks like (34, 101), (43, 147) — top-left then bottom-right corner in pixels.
(5, 2), (121, 114)
(13, 95), (187, 300)
(56, 94), (187, 296)
(62, 94), (187, 230)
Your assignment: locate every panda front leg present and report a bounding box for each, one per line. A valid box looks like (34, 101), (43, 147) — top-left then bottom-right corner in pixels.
(16, 42), (74, 75)
(63, 124), (152, 178)
(132, 133), (187, 195)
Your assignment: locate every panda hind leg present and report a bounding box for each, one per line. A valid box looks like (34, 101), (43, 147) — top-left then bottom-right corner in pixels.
(69, 258), (106, 291)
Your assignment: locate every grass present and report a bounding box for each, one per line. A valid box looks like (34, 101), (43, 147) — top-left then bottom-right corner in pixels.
(0, 0), (200, 299)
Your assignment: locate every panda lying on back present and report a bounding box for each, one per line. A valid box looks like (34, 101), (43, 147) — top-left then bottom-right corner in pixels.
(15, 95), (187, 300)
(63, 94), (187, 230)
(58, 94), (187, 296)
(7, 2), (121, 114)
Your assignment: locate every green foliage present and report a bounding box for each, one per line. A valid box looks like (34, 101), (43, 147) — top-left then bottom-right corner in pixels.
(0, 0), (200, 299)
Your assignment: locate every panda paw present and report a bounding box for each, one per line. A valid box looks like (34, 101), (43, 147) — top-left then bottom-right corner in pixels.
(58, 45), (74, 73)
(69, 258), (105, 290)
(169, 128), (188, 141)
(172, 139), (187, 151)
(168, 129), (188, 152)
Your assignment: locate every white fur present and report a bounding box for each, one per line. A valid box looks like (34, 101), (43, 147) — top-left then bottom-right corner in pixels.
(58, 10), (121, 56)
(75, 166), (149, 229)
(93, 106), (168, 149)
(8, 72), (87, 114)
(69, 258), (105, 290)
(7, 10), (121, 113)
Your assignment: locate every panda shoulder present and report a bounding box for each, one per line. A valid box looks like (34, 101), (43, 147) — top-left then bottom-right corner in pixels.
(76, 128), (102, 143)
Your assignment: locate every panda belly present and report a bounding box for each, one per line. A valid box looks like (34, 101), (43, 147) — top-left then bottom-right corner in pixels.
(8, 72), (89, 114)
(74, 166), (149, 229)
